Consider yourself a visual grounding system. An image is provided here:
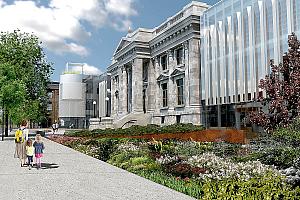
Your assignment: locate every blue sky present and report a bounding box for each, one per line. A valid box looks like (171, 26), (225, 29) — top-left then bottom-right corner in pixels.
(0, 0), (220, 81)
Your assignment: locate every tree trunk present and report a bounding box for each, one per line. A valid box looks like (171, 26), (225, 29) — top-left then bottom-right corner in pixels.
(4, 112), (8, 137)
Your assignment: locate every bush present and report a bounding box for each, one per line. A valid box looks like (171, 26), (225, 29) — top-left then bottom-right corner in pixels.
(65, 123), (204, 137)
(202, 172), (300, 199)
(236, 147), (300, 169)
(137, 171), (204, 199)
(273, 122), (300, 147)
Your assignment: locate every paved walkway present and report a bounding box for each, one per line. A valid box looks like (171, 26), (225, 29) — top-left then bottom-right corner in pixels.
(0, 137), (195, 200)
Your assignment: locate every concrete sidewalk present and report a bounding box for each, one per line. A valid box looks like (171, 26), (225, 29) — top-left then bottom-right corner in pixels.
(0, 137), (195, 200)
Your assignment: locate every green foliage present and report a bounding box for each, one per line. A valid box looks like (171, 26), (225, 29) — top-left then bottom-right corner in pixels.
(202, 172), (300, 200)
(137, 171), (204, 199)
(232, 145), (300, 170)
(65, 123), (204, 137)
(273, 118), (300, 147)
(0, 30), (53, 124)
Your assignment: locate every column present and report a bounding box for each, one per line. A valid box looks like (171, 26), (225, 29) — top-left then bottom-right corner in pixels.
(211, 25), (217, 105)
(227, 16), (234, 100)
(247, 6), (256, 95)
(110, 76), (116, 117)
(286, 0), (294, 34)
(218, 21), (225, 100)
(204, 29), (210, 105)
(272, 0), (280, 64)
(188, 39), (201, 107)
(120, 66), (127, 115)
(131, 58), (143, 113)
(147, 59), (156, 113)
(237, 12), (244, 99)
(154, 57), (161, 113)
(258, 1), (267, 80)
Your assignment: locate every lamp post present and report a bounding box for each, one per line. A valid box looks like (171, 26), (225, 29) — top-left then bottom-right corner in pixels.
(93, 100), (97, 118)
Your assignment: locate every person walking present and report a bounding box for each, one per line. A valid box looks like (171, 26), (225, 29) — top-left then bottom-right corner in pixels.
(33, 134), (44, 169)
(52, 123), (56, 134)
(26, 139), (34, 170)
(14, 120), (29, 167)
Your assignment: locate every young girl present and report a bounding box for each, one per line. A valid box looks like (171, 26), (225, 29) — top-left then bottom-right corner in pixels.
(33, 134), (45, 169)
(26, 139), (34, 170)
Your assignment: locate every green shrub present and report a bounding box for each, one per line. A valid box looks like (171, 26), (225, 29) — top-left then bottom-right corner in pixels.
(65, 123), (204, 137)
(137, 171), (203, 199)
(270, 117), (300, 147)
(234, 147), (300, 169)
(202, 172), (300, 200)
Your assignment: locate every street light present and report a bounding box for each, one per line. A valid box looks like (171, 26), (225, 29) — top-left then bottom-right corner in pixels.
(93, 100), (97, 118)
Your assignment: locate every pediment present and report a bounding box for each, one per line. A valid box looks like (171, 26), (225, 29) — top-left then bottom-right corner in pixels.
(156, 74), (169, 82)
(114, 38), (131, 54)
(170, 68), (185, 77)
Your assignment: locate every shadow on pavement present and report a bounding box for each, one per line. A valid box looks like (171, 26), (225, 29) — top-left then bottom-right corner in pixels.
(41, 163), (59, 170)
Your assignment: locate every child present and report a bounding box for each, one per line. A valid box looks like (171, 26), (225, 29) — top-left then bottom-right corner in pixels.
(26, 139), (34, 170)
(33, 134), (45, 169)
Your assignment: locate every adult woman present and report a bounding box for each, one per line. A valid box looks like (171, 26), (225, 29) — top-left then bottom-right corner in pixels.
(14, 120), (29, 167)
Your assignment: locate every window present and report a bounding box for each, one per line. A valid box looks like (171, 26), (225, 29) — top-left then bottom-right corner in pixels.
(176, 78), (184, 105)
(176, 115), (181, 124)
(162, 83), (168, 107)
(161, 55), (167, 70)
(143, 62), (149, 82)
(176, 47), (184, 65)
(161, 116), (165, 124)
(248, 93), (251, 101)
(86, 100), (93, 110)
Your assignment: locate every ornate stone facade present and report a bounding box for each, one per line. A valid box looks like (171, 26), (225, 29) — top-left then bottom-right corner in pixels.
(107, 2), (208, 127)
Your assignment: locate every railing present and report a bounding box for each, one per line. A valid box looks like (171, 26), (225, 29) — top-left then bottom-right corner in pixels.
(121, 119), (137, 129)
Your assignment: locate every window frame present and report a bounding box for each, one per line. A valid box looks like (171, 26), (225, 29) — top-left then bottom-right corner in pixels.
(175, 47), (184, 65)
(161, 82), (168, 107)
(160, 54), (168, 71)
(176, 78), (184, 105)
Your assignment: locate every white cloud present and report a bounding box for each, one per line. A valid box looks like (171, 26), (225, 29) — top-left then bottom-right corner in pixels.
(105, 0), (137, 16)
(0, 0), (137, 56)
(71, 63), (102, 75)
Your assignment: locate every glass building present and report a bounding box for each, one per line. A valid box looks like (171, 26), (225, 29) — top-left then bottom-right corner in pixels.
(200, 0), (300, 129)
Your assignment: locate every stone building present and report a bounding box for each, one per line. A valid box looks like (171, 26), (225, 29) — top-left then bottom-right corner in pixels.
(46, 82), (59, 127)
(107, 1), (208, 127)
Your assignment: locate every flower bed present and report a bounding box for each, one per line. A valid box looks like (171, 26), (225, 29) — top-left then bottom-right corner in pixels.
(65, 124), (248, 144)
(48, 133), (300, 199)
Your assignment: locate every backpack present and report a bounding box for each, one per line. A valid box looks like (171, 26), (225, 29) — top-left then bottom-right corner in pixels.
(15, 129), (23, 143)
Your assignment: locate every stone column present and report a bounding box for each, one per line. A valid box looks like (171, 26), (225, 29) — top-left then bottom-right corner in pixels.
(168, 50), (176, 110)
(188, 39), (201, 107)
(154, 57), (161, 114)
(147, 59), (156, 113)
(110, 76), (116, 118)
(119, 66), (127, 115)
(131, 58), (144, 113)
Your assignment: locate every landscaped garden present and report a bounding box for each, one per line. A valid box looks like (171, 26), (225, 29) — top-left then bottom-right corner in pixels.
(48, 122), (300, 199)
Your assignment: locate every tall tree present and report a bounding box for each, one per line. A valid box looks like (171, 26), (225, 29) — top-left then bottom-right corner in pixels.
(0, 30), (53, 133)
(250, 33), (300, 133)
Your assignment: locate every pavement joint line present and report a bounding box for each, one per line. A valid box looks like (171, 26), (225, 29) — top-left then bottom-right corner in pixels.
(0, 172), (129, 175)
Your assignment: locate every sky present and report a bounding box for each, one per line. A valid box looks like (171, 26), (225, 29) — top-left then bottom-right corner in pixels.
(0, 0), (220, 81)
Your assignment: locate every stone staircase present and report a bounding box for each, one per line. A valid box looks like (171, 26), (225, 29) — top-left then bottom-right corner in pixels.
(113, 113), (151, 128)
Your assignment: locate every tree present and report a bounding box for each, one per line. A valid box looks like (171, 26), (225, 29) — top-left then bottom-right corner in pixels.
(0, 30), (53, 133)
(250, 33), (300, 133)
